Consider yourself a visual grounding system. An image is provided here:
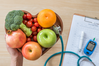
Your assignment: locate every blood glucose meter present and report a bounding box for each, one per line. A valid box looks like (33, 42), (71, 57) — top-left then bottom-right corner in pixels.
(84, 39), (97, 56)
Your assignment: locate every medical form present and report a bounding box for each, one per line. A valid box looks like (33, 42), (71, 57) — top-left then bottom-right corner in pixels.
(62, 14), (99, 66)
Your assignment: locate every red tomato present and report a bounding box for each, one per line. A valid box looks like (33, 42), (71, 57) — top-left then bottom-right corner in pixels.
(29, 34), (33, 38)
(42, 28), (45, 30)
(34, 22), (39, 27)
(38, 25), (42, 28)
(27, 13), (32, 20)
(33, 35), (37, 42)
(34, 18), (38, 23)
(26, 21), (33, 28)
(32, 31), (37, 35)
(26, 38), (31, 42)
(37, 28), (42, 32)
(23, 20), (28, 24)
(29, 19), (34, 22)
(23, 14), (27, 20)
(31, 26), (37, 32)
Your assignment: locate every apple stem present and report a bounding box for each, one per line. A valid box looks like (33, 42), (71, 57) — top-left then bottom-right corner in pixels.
(29, 49), (32, 52)
(45, 34), (48, 38)
(7, 30), (12, 35)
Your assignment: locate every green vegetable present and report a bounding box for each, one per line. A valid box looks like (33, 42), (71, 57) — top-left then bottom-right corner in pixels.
(20, 23), (32, 37)
(11, 24), (20, 31)
(15, 10), (24, 16)
(5, 10), (32, 37)
(5, 10), (24, 31)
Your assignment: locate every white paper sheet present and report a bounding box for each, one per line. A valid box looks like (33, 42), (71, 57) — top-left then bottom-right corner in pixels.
(62, 15), (99, 66)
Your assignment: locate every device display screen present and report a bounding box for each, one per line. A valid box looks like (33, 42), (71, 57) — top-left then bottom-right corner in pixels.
(87, 41), (95, 51)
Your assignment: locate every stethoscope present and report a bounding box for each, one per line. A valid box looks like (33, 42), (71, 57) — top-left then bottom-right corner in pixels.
(44, 26), (96, 66)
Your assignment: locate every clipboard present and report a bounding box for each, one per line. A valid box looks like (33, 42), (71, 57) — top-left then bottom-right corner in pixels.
(62, 14), (99, 66)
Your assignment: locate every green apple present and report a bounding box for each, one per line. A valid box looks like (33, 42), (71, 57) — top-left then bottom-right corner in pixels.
(37, 29), (57, 48)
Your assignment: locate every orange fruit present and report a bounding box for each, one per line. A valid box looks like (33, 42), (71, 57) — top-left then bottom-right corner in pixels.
(37, 9), (56, 28)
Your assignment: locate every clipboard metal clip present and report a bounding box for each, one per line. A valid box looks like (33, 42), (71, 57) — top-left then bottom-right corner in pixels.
(84, 16), (99, 25)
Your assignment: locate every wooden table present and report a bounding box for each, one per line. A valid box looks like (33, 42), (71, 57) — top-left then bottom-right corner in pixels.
(1, 0), (99, 66)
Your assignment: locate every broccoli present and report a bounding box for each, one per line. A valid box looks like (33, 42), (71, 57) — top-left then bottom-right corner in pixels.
(15, 10), (24, 16)
(11, 24), (20, 31)
(14, 15), (23, 25)
(5, 10), (32, 37)
(5, 10), (24, 31)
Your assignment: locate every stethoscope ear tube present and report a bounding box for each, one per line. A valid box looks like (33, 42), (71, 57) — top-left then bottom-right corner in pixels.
(44, 36), (96, 66)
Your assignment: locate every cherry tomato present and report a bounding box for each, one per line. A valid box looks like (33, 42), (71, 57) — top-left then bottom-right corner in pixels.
(26, 38), (31, 42)
(32, 31), (37, 35)
(31, 26), (37, 32)
(26, 13), (32, 20)
(26, 21), (32, 28)
(23, 20), (28, 24)
(42, 28), (45, 30)
(37, 28), (42, 32)
(38, 25), (42, 28)
(34, 22), (39, 27)
(29, 34), (33, 38)
(29, 19), (34, 22)
(23, 14), (27, 19)
(33, 35), (37, 42)
(34, 18), (38, 23)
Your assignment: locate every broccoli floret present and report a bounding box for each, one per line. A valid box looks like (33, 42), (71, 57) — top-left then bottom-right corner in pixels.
(11, 24), (20, 31)
(5, 17), (14, 25)
(15, 10), (24, 16)
(5, 22), (10, 30)
(6, 10), (16, 18)
(5, 10), (24, 31)
(14, 15), (23, 25)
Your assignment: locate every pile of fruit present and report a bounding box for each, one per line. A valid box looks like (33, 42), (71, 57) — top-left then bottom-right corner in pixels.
(5, 9), (57, 60)
(23, 13), (43, 42)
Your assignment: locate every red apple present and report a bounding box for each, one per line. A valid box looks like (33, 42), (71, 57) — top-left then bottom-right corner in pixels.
(22, 41), (42, 60)
(6, 29), (26, 48)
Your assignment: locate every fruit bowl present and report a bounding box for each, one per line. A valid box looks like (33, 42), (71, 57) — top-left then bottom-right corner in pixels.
(5, 10), (63, 56)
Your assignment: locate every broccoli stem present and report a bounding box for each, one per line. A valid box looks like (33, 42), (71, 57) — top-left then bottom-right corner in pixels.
(20, 23), (32, 37)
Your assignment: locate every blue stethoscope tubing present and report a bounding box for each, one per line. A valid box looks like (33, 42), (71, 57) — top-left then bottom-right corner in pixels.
(44, 35), (95, 66)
